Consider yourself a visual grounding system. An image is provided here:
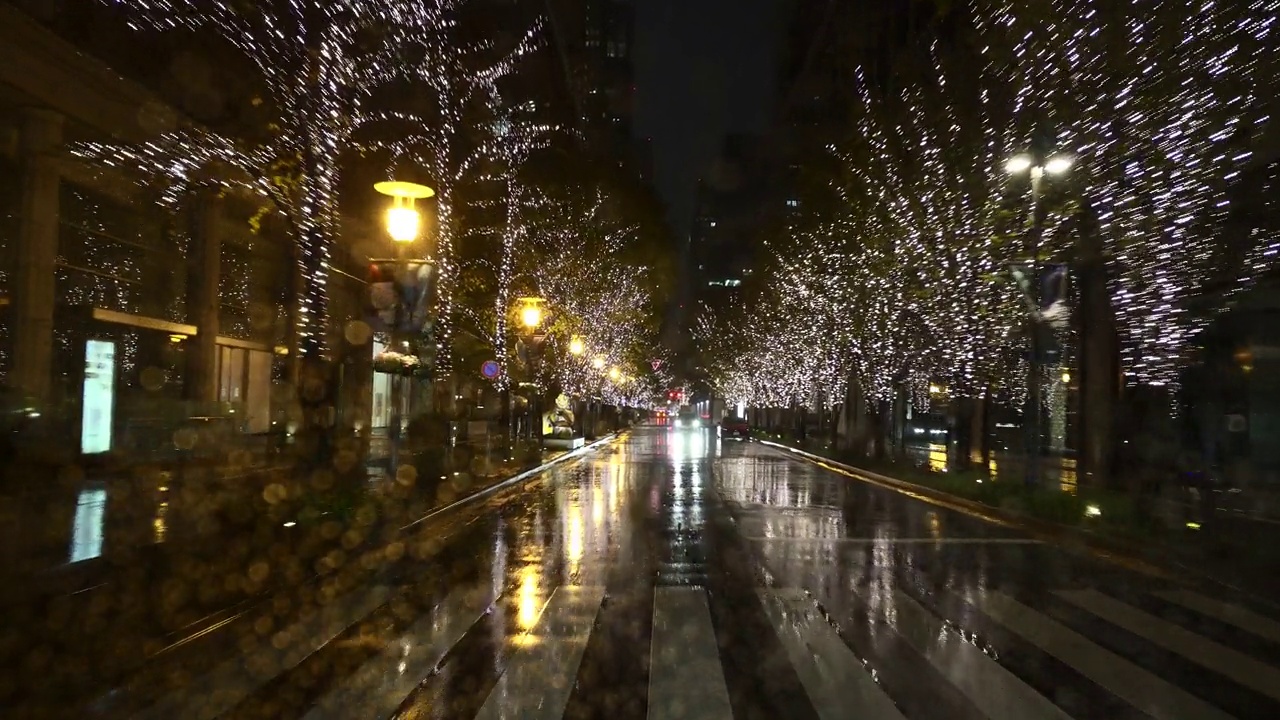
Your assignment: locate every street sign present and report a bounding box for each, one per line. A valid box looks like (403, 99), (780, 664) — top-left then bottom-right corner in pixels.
(481, 360), (501, 379)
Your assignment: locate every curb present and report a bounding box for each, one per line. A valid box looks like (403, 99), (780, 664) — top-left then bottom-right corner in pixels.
(398, 432), (624, 531)
(753, 438), (1201, 583)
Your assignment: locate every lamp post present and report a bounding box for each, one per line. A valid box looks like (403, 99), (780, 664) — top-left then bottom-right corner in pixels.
(1005, 150), (1071, 487)
(514, 296), (547, 446)
(373, 180), (434, 458)
(567, 335), (588, 436)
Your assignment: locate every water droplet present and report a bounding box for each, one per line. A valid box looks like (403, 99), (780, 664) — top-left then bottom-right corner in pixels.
(344, 320), (373, 345)
(173, 427), (198, 450)
(395, 464), (418, 486)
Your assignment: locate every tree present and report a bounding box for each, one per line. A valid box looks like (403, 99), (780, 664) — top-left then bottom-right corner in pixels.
(72, 0), (538, 374)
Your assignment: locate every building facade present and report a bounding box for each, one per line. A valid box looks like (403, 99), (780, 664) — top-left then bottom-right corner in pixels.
(0, 4), (379, 457)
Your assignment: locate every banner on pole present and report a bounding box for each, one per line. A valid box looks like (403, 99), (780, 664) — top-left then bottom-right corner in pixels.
(366, 259), (437, 337)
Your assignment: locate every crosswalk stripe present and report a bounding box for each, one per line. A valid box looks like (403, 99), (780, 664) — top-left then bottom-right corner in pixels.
(1155, 589), (1280, 644)
(474, 585), (605, 720)
(977, 591), (1235, 720)
(647, 586), (734, 720)
(757, 589), (906, 720)
(1058, 588), (1280, 704)
(302, 585), (492, 720)
(885, 589), (1074, 720)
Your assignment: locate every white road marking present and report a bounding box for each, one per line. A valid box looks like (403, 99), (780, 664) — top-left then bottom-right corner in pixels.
(977, 591), (1234, 720)
(647, 586), (734, 720)
(303, 584), (492, 720)
(885, 589), (1073, 720)
(1058, 587), (1280, 703)
(758, 588), (906, 720)
(1155, 589), (1280, 644)
(474, 585), (605, 720)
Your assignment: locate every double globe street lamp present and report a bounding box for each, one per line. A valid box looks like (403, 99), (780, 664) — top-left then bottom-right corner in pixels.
(1005, 151), (1072, 487)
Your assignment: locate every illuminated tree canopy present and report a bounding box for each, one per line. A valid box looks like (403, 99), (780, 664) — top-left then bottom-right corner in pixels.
(704, 0), (1279, 410)
(71, 0), (542, 371)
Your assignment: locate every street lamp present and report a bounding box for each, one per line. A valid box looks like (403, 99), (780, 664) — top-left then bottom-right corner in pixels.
(1044, 156), (1073, 175)
(1006, 149), (1072, 488)
(516, 297), (545, 330)
(374, 181), (435, 244)
(511, 296), (548, 446)
(592, 356), (606, 370)
(569, 335), (585, 356)
(371, 180), (434, 464)
(608, 366), (621, 382)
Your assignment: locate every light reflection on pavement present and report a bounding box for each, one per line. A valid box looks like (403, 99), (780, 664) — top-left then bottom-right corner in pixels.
(4, 427), (1280, 720)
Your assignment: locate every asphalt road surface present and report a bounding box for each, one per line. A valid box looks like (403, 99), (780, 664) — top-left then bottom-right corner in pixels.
(76, 426), (1280, 719)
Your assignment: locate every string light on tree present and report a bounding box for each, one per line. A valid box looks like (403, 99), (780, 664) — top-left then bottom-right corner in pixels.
(74, 0), (524, 368)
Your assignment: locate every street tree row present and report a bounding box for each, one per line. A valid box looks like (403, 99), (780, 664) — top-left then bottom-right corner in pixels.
(698, 0), (1278, 482)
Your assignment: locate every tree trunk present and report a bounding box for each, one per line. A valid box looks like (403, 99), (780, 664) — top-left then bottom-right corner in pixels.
(978, 386), (993, 475)
(952, 396), (975, 472)
(1075, 201), (1120, 489)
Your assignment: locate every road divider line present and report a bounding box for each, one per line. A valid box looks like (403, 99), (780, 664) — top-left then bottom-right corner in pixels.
(757, 588), (907, 720)
(401, 433), (623, 531)
(647, 586), (734, 720)
(474, 585), (606, 720)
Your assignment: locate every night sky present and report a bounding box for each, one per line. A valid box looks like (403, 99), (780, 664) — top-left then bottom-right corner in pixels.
(633, 0), (785, 235)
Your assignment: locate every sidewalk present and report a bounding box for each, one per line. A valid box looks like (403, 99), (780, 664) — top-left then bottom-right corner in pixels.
(1, 432), (617, 606)
(754, 434), (1280, 601)
(0, 432), (623, 717)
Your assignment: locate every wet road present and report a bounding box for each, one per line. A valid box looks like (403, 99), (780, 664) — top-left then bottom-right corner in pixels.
(48, 426), (1280, 719)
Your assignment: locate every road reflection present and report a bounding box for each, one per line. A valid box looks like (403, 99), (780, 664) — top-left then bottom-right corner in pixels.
(2, 431), (653, 718)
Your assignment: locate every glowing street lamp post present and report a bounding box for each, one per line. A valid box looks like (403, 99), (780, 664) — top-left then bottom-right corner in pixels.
(1005, 151), (1071, 487)
(566, 336), (590, 436)
(514, 297), (547, 445)
(374, 180), (434, 455)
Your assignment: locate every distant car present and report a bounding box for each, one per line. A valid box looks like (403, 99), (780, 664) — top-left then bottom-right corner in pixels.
(673, 406), (701, 429)
(720, 416), (750, 438)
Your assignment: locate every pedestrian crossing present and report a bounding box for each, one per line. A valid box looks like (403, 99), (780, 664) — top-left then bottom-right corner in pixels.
(257, 578), (1280, 720)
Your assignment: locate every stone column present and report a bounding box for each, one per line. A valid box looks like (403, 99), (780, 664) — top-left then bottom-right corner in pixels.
(184, 190), (221, 403)
(11, 108), (64, 401)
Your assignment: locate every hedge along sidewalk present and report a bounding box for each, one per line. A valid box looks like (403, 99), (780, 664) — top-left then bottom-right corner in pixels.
(752, 435), (1280, 602)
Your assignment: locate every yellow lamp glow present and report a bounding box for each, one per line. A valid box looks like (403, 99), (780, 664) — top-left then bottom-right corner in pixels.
(608, 367), (621, 381)
(374, 180), (434, 244)
(592, 356), (606, 370)
(520, 304), (543, 329)
(569, 336), (585, 355)
(385, 205), (420, 243)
